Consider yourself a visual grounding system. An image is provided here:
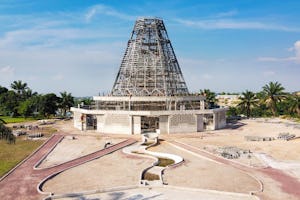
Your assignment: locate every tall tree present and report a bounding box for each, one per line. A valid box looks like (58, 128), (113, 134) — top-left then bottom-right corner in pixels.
(0, 90), (20, 116)
(262, 81), (285, 116)
(287, 94), (300, 117)
(74, 97), (92, 106)
(10, 80), (28, 95)
(23, 88), (37, 99)
(0, 86), (9, 114)
(59, 91), (74, 116)
(39, 93), (59, 117)
(18, 99), (35, 118)
(237, 90), (258, 118)
(200, 89), (217, 109)
(0, 86), (8, 95)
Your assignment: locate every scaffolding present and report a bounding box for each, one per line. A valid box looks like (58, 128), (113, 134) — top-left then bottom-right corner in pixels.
(111, 17), (189, 97)
(92, 96), (205, 111)
(71, 17), (228, 134)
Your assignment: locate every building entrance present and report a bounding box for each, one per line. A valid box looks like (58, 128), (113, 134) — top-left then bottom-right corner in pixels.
(86, 115), (97, 130)
(141, 116), (159, 133)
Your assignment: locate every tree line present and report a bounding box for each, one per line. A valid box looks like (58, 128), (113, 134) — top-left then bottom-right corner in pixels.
(201, 81), (300, 119)
(0, 80), (74, 118)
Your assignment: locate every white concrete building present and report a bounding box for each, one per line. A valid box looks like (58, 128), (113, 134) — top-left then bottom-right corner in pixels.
(216, 94), (241, 107)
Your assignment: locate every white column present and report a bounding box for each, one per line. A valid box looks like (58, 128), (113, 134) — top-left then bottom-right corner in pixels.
(213, 113), (218, 130)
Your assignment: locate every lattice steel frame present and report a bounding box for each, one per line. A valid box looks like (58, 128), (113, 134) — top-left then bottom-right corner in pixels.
(111, 17), (189, 96)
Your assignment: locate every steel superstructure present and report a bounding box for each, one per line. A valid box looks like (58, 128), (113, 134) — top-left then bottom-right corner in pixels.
(111, 17), (189, 96)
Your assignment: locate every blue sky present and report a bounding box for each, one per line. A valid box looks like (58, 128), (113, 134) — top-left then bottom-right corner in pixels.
(0, 0), (299, 96)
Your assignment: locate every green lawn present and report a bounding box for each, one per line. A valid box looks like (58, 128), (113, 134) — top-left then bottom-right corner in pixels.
(0, 116), (36, 124)
(0, 137), (43, 177)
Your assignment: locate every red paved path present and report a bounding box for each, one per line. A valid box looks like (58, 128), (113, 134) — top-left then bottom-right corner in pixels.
(0, 134), (136, 200)
(170, 141), (300, 199)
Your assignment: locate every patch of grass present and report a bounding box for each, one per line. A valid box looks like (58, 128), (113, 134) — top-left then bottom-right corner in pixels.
(0, 138), (43, 177)
(0, 116), (36, 124)
(157, 158), (175, 167)
(143, 172), (160, 181)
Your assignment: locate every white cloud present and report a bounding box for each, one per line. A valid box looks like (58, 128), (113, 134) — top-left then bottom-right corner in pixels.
(258, 40), (300, 63)
(257, 57), (296, 62)
(0, 65), (15, 77)
(0, 27), (124, 49)
(175, 18), (300, 32)
(0, 44), (122, 96)
(294, 40), (300, 61)
(85, 6), (97, 22)
(263, 70), (276, 77)
(0, 7), (128, 50)
(215, 10), (238, 18)
(85, 4), (135, 22)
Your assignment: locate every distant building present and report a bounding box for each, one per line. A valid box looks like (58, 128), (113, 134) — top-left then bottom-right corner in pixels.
(216, 95), (241, 107)
(294, 91), (300, 96)
(71, 17), (227, 134)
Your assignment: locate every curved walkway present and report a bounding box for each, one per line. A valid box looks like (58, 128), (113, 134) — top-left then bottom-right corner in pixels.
(123, 138), (183, 186)
(170, 140), (300, 199)
(0, 134), (136, 200)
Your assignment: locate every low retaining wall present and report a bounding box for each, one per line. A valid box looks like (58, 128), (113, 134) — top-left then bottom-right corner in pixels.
(123, 137), (184, 186)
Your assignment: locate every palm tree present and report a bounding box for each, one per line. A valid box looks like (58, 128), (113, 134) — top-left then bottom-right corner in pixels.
(287, 94), (300, 117)
(81, 98), (92, 105)
(10, 80), (28, 95)
(200, 89), (216, 109)
(59, 92), (74, 116)
(262, 81), (285, 116)
(23, 89), (37, 99)
(237, 90), (258, 118)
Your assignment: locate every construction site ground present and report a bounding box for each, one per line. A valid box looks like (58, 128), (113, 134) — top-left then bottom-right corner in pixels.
(0, 118), (299, 200)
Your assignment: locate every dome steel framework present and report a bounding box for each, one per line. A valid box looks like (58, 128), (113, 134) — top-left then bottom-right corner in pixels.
(71, 17), (227, 135)
(111, 18), (189, 96)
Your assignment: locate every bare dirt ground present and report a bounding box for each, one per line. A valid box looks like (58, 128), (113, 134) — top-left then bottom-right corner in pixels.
(40, 118), (300, 200)
(42, 150), (154, 194)
(149, 142), (260, 193)
(161, 118), (300, 161)
(156, 118), (300, 200)
(171, 118), (300, 182)
(38, 136), (124, 168)
(40, 121), (154, 195)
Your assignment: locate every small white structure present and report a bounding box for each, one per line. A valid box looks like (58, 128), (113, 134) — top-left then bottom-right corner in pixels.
(216, 94), (241, 107)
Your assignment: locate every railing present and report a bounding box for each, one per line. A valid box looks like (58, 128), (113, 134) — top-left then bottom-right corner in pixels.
(76, 104), (96, 110)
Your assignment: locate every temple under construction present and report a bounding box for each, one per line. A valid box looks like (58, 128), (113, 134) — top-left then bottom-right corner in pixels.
(71, 17), (226, 134)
